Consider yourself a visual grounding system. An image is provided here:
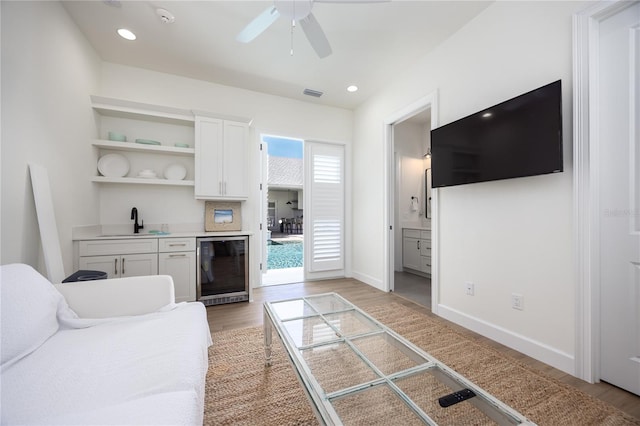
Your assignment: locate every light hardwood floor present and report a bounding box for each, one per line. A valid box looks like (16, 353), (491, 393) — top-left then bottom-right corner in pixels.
(206, 278), (640, 421)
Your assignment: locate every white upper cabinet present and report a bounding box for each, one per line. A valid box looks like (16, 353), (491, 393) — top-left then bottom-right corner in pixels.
(194, 115), (250, 200)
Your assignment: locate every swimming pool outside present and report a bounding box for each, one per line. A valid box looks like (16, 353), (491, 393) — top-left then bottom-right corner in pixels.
(267, 240), (302, 270)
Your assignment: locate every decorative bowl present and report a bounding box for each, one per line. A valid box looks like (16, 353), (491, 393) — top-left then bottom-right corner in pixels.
(108, 131), (127, 142)
(164, 163), (187, 180)
(135, 139), (161, 146)
(137, 169), (157, 178)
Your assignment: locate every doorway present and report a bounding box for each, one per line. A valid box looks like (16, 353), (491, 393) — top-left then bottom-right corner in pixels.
(384, 92), (439, 311)
(392, 110), (432, 307)
(261, 135), (304, 286)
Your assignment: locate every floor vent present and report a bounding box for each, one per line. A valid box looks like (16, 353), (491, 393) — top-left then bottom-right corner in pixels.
(199, 294), (249, 306)
(303, 88), (323, 97)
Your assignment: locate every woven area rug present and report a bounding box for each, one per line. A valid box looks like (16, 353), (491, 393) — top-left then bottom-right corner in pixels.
(204, 303), (640, 425)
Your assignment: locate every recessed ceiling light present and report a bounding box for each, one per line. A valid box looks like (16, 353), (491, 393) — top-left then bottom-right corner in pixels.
(347, 85), (358, 93)
(117, 28), (136, 41)
(482, 112), (493, 118)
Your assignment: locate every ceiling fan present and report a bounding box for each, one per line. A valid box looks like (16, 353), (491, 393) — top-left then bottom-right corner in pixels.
(236, 0), (384, 58)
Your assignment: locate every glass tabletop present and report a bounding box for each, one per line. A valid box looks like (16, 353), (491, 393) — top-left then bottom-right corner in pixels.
(264, 293), (535, 425)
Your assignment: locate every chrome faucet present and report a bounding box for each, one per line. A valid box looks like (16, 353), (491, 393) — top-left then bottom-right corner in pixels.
(131, 207), (144, 234)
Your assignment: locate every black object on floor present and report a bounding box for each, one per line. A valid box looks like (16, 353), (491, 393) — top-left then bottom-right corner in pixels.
(62, 270), (108, 282)
(438, 388), (476, 408)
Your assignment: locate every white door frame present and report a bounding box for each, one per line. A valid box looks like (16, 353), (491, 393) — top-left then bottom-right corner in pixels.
(383, 91), (439, 311)
(573, 0), (638, 383)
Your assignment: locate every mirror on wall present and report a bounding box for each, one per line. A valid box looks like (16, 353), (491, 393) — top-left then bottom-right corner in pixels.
(425, 168), (432, 219)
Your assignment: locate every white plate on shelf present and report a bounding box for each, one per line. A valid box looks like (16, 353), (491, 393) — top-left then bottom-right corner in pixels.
(97, 153), (129, 178)
(164, 164), (187, 180)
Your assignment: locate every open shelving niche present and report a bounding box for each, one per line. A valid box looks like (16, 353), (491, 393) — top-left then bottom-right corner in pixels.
(91, 95), (196, 187)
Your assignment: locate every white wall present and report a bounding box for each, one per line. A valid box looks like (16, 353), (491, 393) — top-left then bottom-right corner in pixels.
(0, 4), (353, 285)
(1, 1), (101, 277)
(95, 63), (353, 287)
(352, 1), (587, 373)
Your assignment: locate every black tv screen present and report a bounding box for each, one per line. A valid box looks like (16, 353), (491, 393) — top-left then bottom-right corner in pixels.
(431, 80), (563, 188)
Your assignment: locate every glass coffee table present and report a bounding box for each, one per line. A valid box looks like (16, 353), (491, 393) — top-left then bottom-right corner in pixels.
(264, 293), (536, 425)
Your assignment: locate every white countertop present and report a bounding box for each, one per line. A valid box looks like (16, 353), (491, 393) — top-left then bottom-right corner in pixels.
(72, 224), (252, 241)
(402, 226), (431, 231)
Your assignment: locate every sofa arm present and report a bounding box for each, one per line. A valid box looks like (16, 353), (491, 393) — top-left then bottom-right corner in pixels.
(54, 275), (176, 318)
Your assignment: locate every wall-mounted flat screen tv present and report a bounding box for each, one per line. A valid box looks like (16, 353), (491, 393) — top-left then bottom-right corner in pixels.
(431, 80), (563, 188)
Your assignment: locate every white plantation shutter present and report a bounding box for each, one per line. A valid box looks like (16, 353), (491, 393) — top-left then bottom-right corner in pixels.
(306, 142), (344, 272)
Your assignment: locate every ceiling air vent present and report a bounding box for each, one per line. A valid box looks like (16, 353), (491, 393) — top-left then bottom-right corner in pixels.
(303, 88), (323, 98)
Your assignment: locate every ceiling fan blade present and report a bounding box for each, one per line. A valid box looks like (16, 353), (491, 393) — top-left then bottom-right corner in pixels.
(236, 6), (281, 43)
(299, 13), (332, 58)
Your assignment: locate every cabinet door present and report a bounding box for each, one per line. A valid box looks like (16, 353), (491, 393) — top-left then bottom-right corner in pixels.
(402, 237), (421, 270)
(159, 251), (196, 303)
(120, 253), (158, 278)
(195, 117), (223, 198)
(79, 255), (120, 279)
(222, 120), (248, 198)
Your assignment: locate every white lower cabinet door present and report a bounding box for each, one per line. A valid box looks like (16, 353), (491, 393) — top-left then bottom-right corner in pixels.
(402, 237), (421, 270)
(79, 253), (157, 278)
(158, 251), (196, 302)
(120, 254), (158, 278)
(79, 255), (119, 279)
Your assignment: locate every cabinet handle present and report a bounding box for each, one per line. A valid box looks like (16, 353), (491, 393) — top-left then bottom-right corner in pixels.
(417, 240), (420, 250)
(169, 254), (186, 258)
(114, 258), (118, 275)
(122, 257), (125, 275)
(168, 243), (186, 247)
(219, 182), (222, 194)
(224, 182), (227, 195)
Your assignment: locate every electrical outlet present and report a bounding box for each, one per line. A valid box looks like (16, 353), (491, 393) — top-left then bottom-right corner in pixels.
(511, 293), (524, 310)
(465, 281), (474, 296)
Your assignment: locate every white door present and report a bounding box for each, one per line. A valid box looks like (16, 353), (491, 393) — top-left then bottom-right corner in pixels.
(260, 140), (269, 282)
(599, 1), (640, 396)
(120, 254), (158, 278)
(79, 255), (119, 279)
(304, 141), (345, 280)
(159, 252), (196, 303)
(223, 121), (249, 198)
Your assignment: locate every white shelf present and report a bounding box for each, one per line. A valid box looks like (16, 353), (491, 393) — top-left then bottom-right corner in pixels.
(93, 140), (194, 156)
(91, 95), (194, 125)
(92, 176), (195, 186)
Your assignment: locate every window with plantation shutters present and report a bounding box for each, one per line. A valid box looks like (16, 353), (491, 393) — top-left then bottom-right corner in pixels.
(305, 142), (344, 273)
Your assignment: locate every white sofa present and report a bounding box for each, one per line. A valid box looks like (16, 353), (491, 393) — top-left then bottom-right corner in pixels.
(0, 263), (212, 425)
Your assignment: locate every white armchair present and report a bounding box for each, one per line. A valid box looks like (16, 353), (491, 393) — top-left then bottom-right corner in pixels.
(54, 274), (175, 318)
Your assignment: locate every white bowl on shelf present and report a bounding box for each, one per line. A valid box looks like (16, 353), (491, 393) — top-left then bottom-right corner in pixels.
(137, 169), (157, 179)
(164, 164), (187, 180)
(97, 153), (129, 178)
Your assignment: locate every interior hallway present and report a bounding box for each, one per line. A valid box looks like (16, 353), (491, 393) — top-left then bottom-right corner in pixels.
(393, 271), (431, 308)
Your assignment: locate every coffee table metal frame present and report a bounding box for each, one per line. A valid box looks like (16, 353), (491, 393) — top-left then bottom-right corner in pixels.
(263, 292), (536, 425)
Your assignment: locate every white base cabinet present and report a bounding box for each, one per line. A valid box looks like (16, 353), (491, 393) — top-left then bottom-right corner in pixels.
(79, 254), (158, 279)
(79, 239), (159, 279)
(78, 238), (196, 301)
(402, 228), (431, 277)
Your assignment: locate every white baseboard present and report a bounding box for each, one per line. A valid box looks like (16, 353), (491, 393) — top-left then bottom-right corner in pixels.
(437, 304), (575, 375)
(352, 270), (384, 291)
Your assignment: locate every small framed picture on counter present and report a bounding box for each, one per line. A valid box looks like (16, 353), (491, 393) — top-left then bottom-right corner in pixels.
(205, 201), (242, 231)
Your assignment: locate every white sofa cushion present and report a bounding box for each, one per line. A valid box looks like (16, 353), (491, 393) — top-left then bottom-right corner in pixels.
(1, 302), (211, 425)
(0, 263), (66, 368)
